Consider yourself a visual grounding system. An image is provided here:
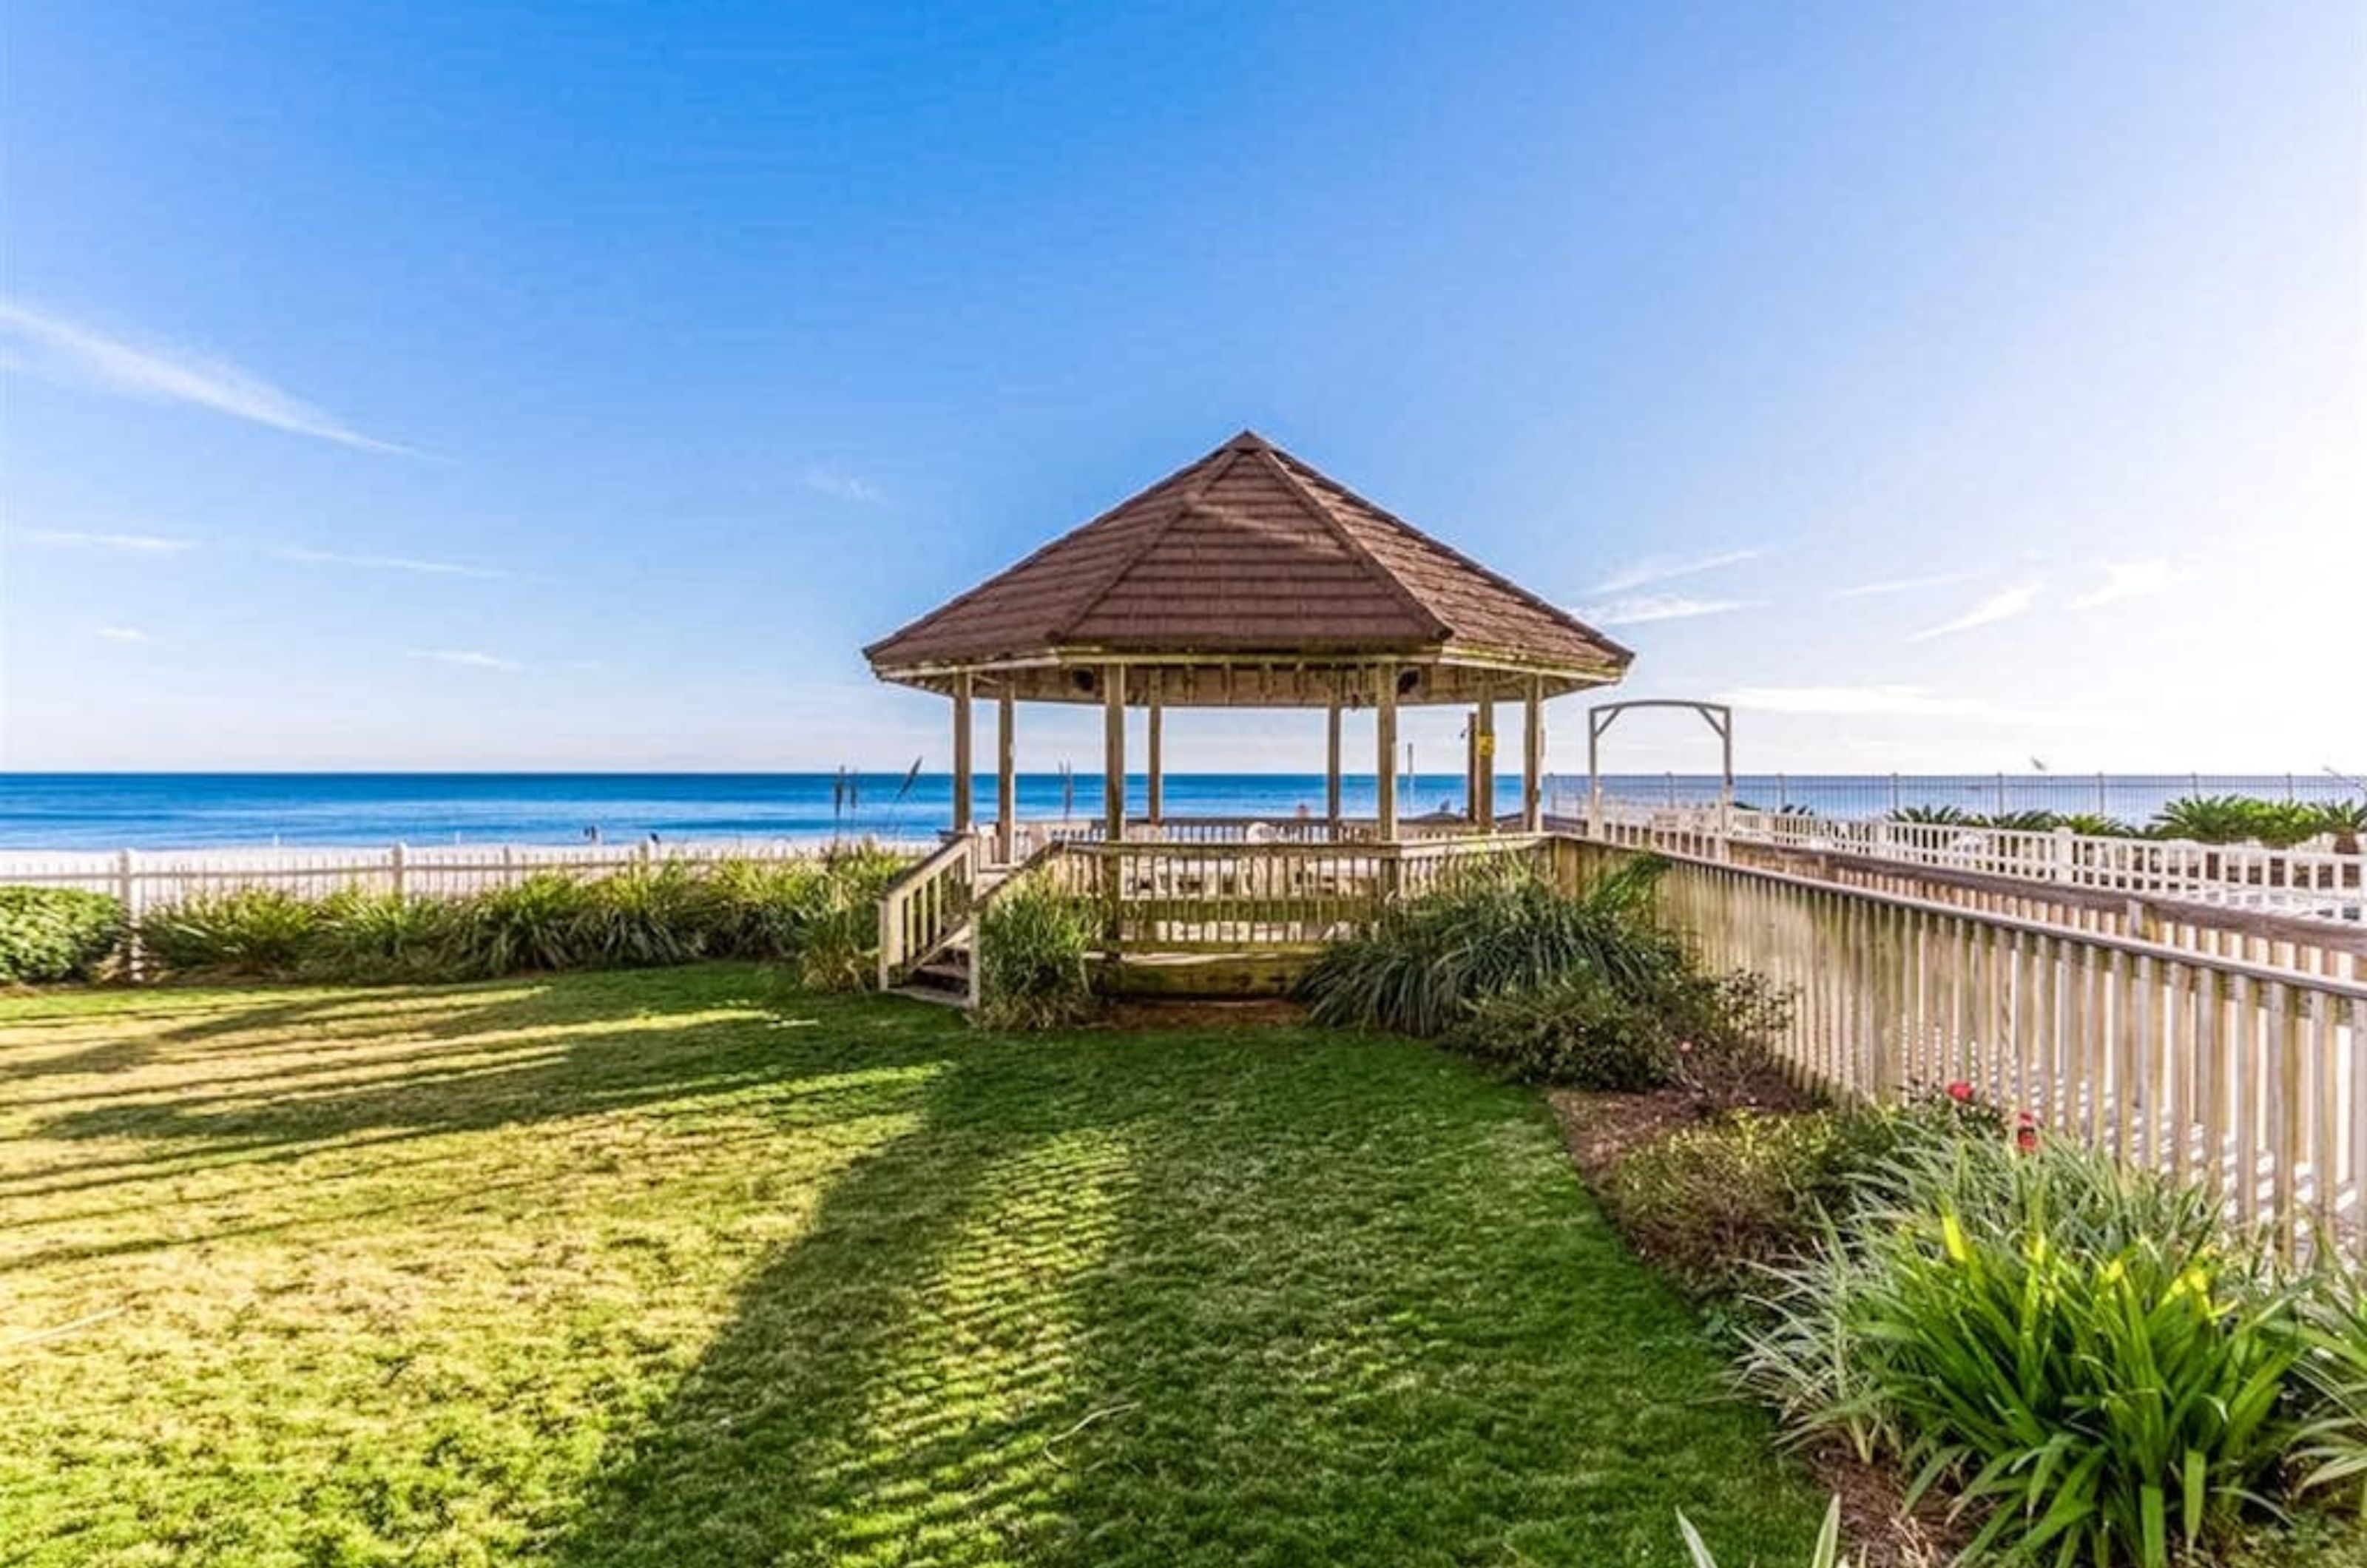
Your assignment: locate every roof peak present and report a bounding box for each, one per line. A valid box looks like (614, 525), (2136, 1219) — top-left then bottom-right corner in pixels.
(1222, 428), (1272, 452)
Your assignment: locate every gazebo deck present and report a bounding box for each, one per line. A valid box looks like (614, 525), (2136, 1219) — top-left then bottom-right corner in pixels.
(879, 818), (1568, 1002)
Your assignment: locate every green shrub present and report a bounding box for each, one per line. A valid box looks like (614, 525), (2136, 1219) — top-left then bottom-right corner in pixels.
(974, 874), (1095, 1030)
(0, 886), (126, 984)
(1444, 956), (1788, 1101)
(138, 886), (323, 977)
(1299, 856), (1675, 1037)
(1449, 967), (1675, 1089)
(1748, 1132), (2303, 1566)
(1604, 1104), (1948, 1298)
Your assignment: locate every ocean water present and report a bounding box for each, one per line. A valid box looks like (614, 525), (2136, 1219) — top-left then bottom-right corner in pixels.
(0, 772), (2355, 851)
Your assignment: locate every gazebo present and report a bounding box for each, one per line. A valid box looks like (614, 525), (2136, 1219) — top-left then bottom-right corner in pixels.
(865, 430), (1632, 864)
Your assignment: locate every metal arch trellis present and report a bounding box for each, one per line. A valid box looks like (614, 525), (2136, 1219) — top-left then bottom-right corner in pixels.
(1584, 699), (1735, 832)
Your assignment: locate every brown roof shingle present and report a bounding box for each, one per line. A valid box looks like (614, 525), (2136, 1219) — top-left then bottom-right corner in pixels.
(865, 432), (1631, 677)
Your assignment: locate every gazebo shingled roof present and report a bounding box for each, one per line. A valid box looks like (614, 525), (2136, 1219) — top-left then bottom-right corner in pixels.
(864, 431), (1631, 707)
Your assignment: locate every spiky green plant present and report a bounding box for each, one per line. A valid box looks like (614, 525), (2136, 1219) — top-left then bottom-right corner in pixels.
(306, 888), (462, 981)
(1890, 806), (1976, 827)
(136, 886), (323, 977)
(2053, 813), (2138, 839)
(1749, 1132), (2304, 1566)
(445, 873), (595, 976)
(570, 863), (717, 967)
(974, 873), (1095, 1030)
(1678, 1496), (1854, 1568)
(2293, 1265), (2367, 1516)
(1299, 854), (1674, 1037)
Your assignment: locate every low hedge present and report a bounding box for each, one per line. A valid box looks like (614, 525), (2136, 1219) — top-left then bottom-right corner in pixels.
(0, 887), (127, 983)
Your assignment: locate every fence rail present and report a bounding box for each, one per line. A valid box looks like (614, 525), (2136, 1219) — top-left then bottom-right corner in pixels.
(1582, 802), (2366, 927)
(1576, 842), (2365, 1263)
(0, 839), (933, 923)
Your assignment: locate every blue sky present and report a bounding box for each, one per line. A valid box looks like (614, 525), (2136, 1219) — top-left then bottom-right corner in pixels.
(2, 2), (2359, 775)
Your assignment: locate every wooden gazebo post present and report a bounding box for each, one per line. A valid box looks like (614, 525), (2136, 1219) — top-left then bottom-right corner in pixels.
(950, 671), (974, 835)
(1146, 669), (1164, 824)
(1103, 663), (1126, 842)
(1474, 692), (1496, 832)
(996, 688), (1016, 864)
(1325, 696), (1343, 825)
(1522, 676), (1544, 832)
(1375, 664), (1399, 840)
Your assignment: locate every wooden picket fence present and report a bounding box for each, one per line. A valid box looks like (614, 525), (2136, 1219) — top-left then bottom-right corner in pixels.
(1581, 841), (2366, 1263)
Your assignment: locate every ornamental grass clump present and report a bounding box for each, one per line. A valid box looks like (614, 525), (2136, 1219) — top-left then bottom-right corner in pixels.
(1298, 854), (1678, 1038)
(974, 873), (1095, 1030)
(117, 848), (916, 987)
(137, 886), (323, 978)
(1743, 1129), (2306, 1567)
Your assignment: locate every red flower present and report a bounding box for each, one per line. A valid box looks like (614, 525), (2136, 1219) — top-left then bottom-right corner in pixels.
(2015, 1113), (2040, 1152)
(1945, 1081), (1975, 1104)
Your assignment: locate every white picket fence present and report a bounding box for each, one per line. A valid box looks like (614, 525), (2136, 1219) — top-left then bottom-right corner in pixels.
(1585, 802), (2366, 925)
(0, 839), (935, 920)
(1602, 842), (2367, 1263)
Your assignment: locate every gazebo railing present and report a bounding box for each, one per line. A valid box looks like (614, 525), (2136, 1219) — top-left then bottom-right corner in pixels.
(876, 831), (981, 990)
(1038, 832), (1551, 953)
(1005, 814), (1509, 860)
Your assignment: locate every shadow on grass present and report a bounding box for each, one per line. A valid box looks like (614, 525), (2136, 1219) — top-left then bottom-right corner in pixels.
(28, 971), (935, 1155)
(547, 1028), (1827, 1567)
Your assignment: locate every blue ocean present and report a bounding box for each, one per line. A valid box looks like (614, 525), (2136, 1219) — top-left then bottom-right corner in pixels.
(0, 773), (2355, 851)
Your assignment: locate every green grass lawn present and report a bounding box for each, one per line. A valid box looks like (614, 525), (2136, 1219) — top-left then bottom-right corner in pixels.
(0, 965), (1826, 1567)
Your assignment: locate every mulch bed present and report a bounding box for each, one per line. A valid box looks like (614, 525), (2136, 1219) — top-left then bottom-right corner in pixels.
(1547, 1073), (1965, 1568)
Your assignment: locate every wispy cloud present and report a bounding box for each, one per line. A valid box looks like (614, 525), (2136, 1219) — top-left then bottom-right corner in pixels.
(408, 649), (521, 671)
(1578, 593), (1760, 627)
(279, 547), (504, 578)
(1715, 683), (2081, 726)
(1588, 547), (1760, 595)
(0, 299), (413, 456)
(92, 625), (148, 643)
(2070, 560), (2179, 610)
(800, 466), (883, 504)
(16, 527), (197, 554)
(1908, 582), (2041, 642)
(1831, 570), (1976, 600)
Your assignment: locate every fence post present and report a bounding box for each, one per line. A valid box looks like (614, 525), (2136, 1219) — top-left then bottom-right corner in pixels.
(391, 841), (408, 897)
(2096, 771), (2107, 817)
(116, 848), (141, 979)
(502, 845), (518, 890)
(1996, 771), (2008, 817)
(2052, 825), (2073, 884)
